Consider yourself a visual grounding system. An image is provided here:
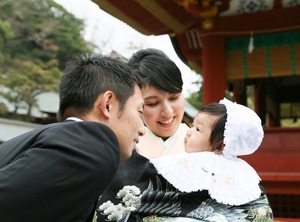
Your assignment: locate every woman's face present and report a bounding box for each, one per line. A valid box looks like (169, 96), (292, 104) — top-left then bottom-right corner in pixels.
(141, 86), (185, 140)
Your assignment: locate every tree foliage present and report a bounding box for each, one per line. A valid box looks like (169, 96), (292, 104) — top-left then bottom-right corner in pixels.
(0, 0), (93, 120)
(186, 79), (203, 110)
(1, 58), (61, 118)
(0, 0), (92, 68)
(0, 20), (13, 65)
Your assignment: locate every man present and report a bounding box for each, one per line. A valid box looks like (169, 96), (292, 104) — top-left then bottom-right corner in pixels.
(0, 54), (146, 221)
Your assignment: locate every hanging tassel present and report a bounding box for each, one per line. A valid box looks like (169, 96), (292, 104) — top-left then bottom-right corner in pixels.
(248, 32), (254, 53)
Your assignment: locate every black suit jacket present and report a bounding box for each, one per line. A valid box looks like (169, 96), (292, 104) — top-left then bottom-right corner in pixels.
(0, 120), (120, 222)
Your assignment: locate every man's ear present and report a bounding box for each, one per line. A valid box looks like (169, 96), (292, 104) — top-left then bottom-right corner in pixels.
(98, 91), (114, 118)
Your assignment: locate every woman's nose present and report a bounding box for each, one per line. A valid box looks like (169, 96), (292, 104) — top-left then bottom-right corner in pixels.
(161, 102), (173, 115)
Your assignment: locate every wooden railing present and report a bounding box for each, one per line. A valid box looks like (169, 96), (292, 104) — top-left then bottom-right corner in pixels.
(241, 127), (300, 219)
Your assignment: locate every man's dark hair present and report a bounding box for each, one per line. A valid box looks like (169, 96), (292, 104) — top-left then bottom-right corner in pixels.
(58, 53), (143, 120)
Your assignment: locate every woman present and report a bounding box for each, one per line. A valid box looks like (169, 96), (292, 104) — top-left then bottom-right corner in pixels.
(96, 48), (189, 221)
(129, 48), (189, 158)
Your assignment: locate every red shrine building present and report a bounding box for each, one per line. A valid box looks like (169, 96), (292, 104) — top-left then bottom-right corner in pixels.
(92, 0), (300, 220)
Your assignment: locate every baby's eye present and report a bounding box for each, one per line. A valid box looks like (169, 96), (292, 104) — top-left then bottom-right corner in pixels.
(196, 127), (200, 132)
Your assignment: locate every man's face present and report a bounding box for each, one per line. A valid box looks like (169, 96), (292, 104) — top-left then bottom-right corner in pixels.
(110, 85), (146, 160)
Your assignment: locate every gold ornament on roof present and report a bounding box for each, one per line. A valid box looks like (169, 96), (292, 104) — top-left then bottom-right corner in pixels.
(174, 0), (222, 29)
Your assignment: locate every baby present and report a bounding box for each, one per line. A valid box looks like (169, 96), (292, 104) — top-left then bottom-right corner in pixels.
(150, 98), (264, 205)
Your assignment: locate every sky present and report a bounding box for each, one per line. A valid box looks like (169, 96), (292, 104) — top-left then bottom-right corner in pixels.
(53, 0), (201, 96)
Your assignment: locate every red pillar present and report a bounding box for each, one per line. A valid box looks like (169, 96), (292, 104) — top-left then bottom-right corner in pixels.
(201, 34), (226, 104)
(254, 84), (268, 127)
(233, 89), (247, 105)
(232, 81), (247, 105)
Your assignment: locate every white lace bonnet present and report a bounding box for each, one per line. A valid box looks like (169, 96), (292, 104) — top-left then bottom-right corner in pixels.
(219, 98), (264, 158)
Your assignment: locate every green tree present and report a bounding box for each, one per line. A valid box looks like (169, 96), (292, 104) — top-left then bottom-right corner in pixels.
(0, 0), (92, 69)
(0, 0), (93, 121)
(0, 57), (62, 120)
(186, 79), (203, 109)
(0, 20), (14, 66)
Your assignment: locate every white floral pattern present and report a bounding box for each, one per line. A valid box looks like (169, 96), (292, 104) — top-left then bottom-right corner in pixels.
(99, 186), (142, 221)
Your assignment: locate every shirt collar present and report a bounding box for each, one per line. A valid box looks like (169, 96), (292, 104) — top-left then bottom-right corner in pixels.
(66, 117), (83, 122)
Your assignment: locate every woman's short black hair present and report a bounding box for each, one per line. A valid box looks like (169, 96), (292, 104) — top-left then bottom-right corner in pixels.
(128, 48), (183, 93)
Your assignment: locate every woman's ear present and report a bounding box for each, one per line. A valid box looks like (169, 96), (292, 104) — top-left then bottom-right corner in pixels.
(98, 91), (114, 118)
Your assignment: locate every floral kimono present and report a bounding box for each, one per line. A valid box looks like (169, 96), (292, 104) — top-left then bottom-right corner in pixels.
(96, 151), (273, 222)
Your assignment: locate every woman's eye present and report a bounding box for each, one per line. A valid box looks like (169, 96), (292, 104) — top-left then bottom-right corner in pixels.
(146, 102), (158, 107)
(170, 96), (179, 101)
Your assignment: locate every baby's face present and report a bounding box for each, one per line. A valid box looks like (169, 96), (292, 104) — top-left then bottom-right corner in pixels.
(184, 112), (219, 153)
